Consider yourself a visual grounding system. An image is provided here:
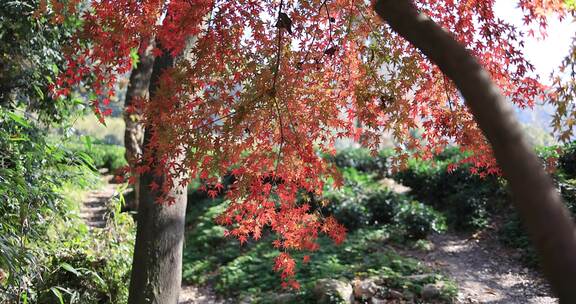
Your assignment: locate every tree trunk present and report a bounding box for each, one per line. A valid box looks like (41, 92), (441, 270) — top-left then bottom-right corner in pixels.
(124, 37), (156, 211)
(373, 1), (576, 302)
(128, 45), (188, 304)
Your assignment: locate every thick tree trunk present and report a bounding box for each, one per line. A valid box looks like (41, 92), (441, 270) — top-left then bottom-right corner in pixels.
(373, 1), (576, 302)
(128, 45), (188, 304)
(124, 38), (156, 211)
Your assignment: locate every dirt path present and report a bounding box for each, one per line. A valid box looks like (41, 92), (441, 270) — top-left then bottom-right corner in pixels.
(79, 174), (117, 228)
(405, 233), (557, 304)
(79, 174), (221, 302)
(179, 285), (226, 304)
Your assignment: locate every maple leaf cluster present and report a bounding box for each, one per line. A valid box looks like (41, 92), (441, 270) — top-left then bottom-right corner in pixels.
(43, 0), (570, 286)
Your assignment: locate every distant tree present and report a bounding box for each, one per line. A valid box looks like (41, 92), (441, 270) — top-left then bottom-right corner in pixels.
(123, 37), (156, 210)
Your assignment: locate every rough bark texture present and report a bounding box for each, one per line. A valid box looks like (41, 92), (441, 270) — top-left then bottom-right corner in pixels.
(124, 38), (156, 211)
(128, 46), (188, 304)
(373, 1), (576, 302)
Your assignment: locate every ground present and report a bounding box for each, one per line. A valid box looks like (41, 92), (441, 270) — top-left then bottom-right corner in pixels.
(179, 285), (225, 304)
(80, 175), (559, 304)
(401, 233), (557, 304)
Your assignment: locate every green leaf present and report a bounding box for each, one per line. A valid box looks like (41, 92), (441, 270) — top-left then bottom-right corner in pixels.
(83, 136), (93, 151)
(33, 85), (44, 100)
(50, 63), (59, 75)
(60, 262), (81, 277)
(7, 112), (30, 128)
(76, 151), (97, 171)
(130, 47), (140, 69)
(50, 287), (65, 304)
(88, 270), (107, 287)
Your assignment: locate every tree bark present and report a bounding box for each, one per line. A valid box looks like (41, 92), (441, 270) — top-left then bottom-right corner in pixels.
(373, 1), (576, 302)
(124, 37), (156, 211)
(128, 45), (188, 304)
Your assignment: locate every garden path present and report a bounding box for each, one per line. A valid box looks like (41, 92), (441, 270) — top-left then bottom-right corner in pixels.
(405, 232), (558, 304)
(179, 285), (226, 304)
(79, 174), (117, 228)
(78, 173), (222, 303)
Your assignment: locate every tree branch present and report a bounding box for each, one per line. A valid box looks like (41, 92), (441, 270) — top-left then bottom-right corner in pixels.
(373, 0), (576, 302)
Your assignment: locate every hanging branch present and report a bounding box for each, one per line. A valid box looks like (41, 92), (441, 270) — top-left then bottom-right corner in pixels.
(272, 0), (286, 174)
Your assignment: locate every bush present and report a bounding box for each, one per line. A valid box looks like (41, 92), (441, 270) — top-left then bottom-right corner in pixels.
(498, 215), (539, 267)
(365, 189), (409, 225)
(324, 192), (373, 231)
(394, 155), (506, 231)
(64, 137), (127, 172)
(329, 148), (393, 176)
(559, 142), (576, 179)
(182, 194), (455, 303)
(393, 158), (442, 206)
(323, 183), (445, 240)
(34, 195), (134, 304)
(0, 109), (94, 301)
(395, 201), (447, 240)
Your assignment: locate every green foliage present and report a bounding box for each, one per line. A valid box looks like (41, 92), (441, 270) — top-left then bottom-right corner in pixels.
(394, 152), (506, 231)
(64, 137), (127, 172)
(395, 201), (447, 240)
(0, 109), (132, 302)
(323, 187), (446, 240)
(365, 189), (408, 225)
(328, 148), (393, 176)
(34, 200), (134, 304)
(0, 3), (132, 303)
(73, 115), (125, 146)
(393, 158), (443, 206)
(498, 215), (539, 267)
(182, 193), (455, 303)
(0, 0), (85, 122)
(0, 109), (91, 299)
(559, 141), (576, 179)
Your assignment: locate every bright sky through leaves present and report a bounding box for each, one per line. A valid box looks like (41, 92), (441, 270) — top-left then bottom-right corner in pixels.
(495, 0), (576, 82)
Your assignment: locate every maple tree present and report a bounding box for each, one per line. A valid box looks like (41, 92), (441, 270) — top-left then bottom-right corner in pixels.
(43, 0), (576, 299)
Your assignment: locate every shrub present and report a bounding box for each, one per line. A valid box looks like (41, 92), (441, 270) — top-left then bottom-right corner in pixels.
(324, 193), (373, 231)
(182, 195), (455, 303)
(329, 148), (393, 176)
(498, 215), (539, 267)
(34, 196), (134, 304)
(394, 155), (506, 231)
(64, 137), (127, 172)
(434, 146), (469, 162)
(393, 158), (442, 206)
(365, 189), (410, 225)
(394, 201), (447, 240)
(323, 184), (445, 240)
(0, 109), (94, 301)
(559, 142), (576, 179)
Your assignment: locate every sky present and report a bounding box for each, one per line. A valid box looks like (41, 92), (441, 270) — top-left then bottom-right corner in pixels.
(492, 1), (576, 140)
(494, 0), (576, 82)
